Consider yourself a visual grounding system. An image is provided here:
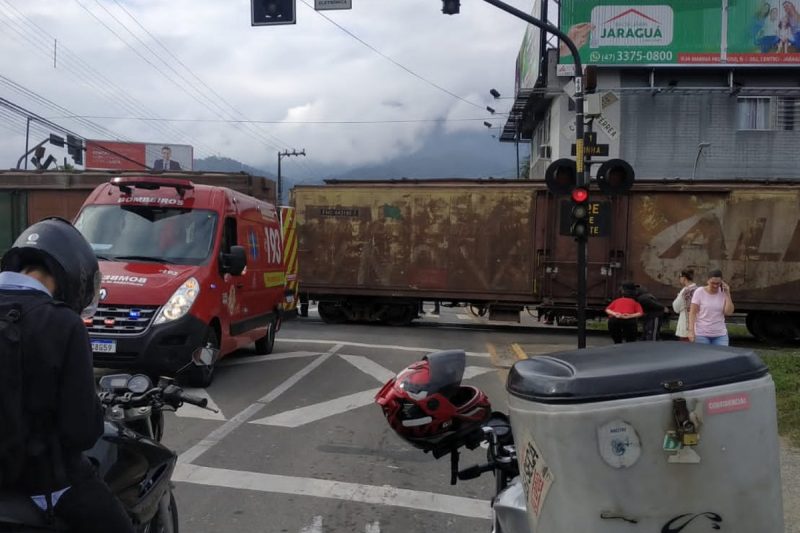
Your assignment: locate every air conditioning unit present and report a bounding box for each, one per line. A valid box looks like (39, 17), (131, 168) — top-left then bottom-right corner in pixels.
(538, 144), (552, 159)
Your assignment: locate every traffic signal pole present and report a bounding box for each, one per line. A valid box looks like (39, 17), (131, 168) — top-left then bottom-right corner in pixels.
(480, 0), (587, 348)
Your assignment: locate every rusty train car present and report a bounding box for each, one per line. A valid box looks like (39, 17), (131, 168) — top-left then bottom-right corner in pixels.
(0, 170), (276, 256)
(293, 179), (800, 342)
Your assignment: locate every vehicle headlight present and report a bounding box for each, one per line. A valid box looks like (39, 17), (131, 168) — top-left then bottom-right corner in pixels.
(154, 277), (200, 325)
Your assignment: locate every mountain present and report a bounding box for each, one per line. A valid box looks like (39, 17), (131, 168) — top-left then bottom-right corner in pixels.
(329, 130), (523, 180)
(193, 156), (275, 178)
(194, 130), (525, 182)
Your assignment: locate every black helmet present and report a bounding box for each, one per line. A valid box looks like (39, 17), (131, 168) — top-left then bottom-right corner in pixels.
(1, 218), (100, 315)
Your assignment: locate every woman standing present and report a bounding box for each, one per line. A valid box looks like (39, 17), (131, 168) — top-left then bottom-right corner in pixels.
(688, 270), (735, 345)
(672, 269), (697, 341)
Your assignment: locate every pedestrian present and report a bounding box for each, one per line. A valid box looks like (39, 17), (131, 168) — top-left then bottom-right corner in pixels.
(605, 281), (644, 344)
(636, 284), (669, 341)
(0, 218), (134, 532)
(672, 269), (698, 341)
(688, 269), (735, 345)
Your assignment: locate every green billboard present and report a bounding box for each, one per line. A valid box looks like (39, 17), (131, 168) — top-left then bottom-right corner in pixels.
(557, 0), (800, 74)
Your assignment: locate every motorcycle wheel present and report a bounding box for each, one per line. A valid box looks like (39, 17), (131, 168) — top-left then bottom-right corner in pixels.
(148, 492), (179, 533)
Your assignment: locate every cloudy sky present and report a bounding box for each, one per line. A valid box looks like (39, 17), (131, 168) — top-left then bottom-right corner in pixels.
(0, 0), (537, 178)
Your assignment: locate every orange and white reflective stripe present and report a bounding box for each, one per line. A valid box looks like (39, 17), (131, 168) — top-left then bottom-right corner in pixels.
(280, 206), (299, 311)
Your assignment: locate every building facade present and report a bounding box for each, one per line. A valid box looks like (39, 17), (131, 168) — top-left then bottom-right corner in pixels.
(504, 1), (800, 181)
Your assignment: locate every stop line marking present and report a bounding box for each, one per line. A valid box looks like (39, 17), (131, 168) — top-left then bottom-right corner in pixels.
(173, 463), (492, 520)
(300, 516), (380, 533)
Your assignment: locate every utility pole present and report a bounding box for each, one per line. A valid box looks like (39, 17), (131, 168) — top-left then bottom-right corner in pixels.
(277, 149), (305, 205)
(477, 0), (587, 348)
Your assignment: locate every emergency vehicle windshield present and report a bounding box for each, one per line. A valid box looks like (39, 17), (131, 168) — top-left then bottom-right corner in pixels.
(74, 205), (218, 266)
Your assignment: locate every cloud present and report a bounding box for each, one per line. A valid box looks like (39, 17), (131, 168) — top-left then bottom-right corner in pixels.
(0, 0), (532, 176)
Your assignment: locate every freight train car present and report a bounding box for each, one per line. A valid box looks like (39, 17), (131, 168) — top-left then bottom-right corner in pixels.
(0, 170), (276, 255)
(293, 180), (543, 325)
(293, 179), (800, 342)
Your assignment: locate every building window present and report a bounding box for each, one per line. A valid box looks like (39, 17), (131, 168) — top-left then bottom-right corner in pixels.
(737, 97), (772, 130)
(534, 111), (551, 159)
(776, 97), (798, 131)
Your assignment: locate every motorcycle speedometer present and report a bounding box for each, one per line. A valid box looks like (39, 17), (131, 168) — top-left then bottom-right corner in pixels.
(127, 374), (152, 394)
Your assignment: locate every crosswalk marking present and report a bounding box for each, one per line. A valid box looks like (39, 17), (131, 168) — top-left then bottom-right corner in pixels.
(300, 516), (323, 533)
(173, 463), (492, 520)
(220, 351), (321, 367)
(250, 389), (378, 428)
(249, 353), (494, 428)
(337, 354), (396, 382)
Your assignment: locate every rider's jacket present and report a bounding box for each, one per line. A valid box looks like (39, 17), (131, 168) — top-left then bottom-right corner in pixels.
(0, 289), (104, 495)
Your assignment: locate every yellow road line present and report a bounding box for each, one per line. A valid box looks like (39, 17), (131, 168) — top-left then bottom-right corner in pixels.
(511, 343), (528, 360)
(487, 342), (500, 368)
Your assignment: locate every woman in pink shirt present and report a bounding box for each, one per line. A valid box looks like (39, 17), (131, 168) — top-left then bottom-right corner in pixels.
(688, 269), (735, 345)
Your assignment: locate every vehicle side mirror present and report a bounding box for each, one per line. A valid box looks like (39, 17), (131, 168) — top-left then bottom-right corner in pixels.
(221, 245), (247, 276)
(192, 346), (219, 366)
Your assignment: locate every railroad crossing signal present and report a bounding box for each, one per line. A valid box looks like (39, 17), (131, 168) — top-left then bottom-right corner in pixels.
(251, 0), (296, 26)
(570, 187), (590, 241)
(544, 158), (577, 196)
(597, 159), (635, 195)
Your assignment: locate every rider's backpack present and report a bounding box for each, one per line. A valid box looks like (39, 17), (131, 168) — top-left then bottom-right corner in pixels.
(0, 302), (29, 488)
(0, 299), (52, 490)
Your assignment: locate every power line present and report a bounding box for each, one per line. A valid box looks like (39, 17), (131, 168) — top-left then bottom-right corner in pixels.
(108, 0), (303, 154)
(77, 1), (308, 162)
(75, 0), (321, 177)
(299, 0), (484, 111)
(46, 115), (503, 124)
(0, 2), (219, 157)
(106, 0), (321, 178)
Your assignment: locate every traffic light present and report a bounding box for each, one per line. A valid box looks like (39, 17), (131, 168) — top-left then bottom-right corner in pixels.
(545, 158), (577, 196)
(570, 186), (590, 241)
(252, 0), (296, 26)
(66, 134), (84, 166)
(442, 0), (460, 14)
(596, 159), (635, 196)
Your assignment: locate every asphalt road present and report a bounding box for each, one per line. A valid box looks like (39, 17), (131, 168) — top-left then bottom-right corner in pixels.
(161, 308), (798, 532)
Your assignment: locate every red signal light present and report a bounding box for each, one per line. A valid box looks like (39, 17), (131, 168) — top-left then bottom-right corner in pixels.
(571, 187), (589, 203)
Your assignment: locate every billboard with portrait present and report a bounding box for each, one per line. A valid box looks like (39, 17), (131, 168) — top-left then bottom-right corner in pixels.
(85, 141), (194, 171)
(557, 0), (800, 75)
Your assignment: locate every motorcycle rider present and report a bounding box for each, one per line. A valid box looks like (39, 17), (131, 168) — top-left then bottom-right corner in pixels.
(0, 218), (134, 532)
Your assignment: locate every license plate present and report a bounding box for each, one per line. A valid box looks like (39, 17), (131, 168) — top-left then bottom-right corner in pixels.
(92, 339), (117, 353)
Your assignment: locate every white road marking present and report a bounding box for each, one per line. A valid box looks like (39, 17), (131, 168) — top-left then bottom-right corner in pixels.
(249, 355), (494, 427)
(365, 521), (381, 533)
(456, 314), (473, 320)
(175, 388), (225, 421)
(338, 354), (396, 383)
(276, 338), (490, 358)
(220, 351), (321, 367)
(250, 389), (379, 428)
(300, 516), (323, 533)
(178, 344), (343, 465)
(463, 366), (495, 380)
(173, 464), (492, 520)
